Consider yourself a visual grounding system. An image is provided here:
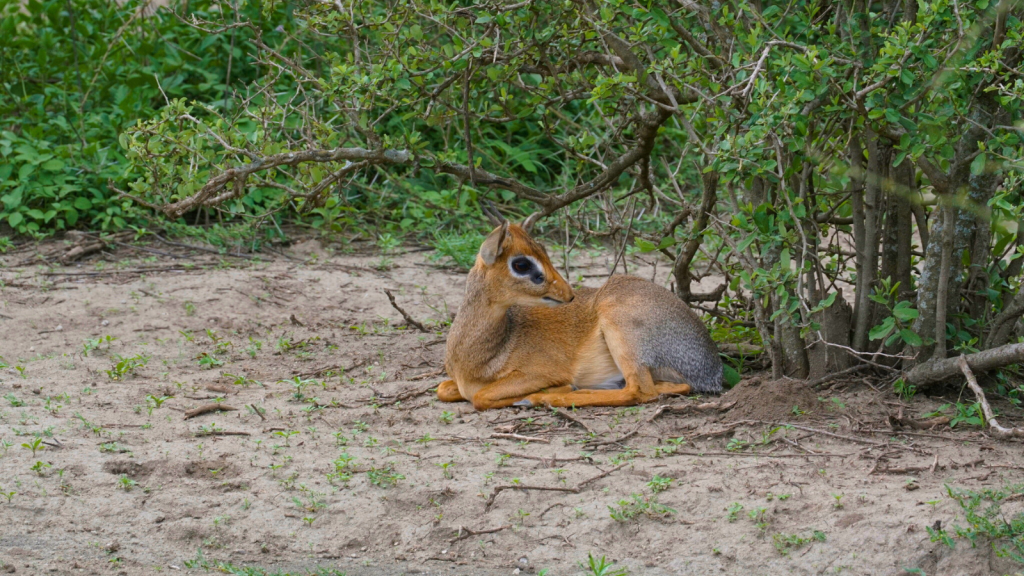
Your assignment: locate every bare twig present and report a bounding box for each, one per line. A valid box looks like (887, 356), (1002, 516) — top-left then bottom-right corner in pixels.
(450, 524), (511, 543)
(184, 404), (239, 419)
(490, 432), (550, 443)
(552, 409), (595, 434)
(483, 462), (629, 509)
(958, 355), (1024, 439)
(384, 289), (429, 333)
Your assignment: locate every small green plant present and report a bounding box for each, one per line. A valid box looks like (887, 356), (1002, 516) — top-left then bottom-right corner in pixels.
(83, 335), (117, 356)
(647, 476), (672, 494)
(367, 463), (404, 488)
(894, 378), (917, 400)
(726, 502), (743, 522)
(928, 483), (1024, 562)
(4, 393), (24, 408)
(184, 301), (196, 316)
(117, 474), (138, 491)
(832, 493), (844, 509)
(579, 553), (629, 576)
(439, 411), (454, 425)
(106, 354), (149, 380)
(608, 493), (676, 522)
(245, 337), (263, 358)
(196, 352), (225, 369)
(0, 487), (15, 504)
(772, 530), (827, 556)
(145, 395), (173, 415)
(21, 437), (44, 456)
(30, 460), (51, 476)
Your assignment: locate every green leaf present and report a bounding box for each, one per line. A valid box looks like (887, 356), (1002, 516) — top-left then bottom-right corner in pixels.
(41, 159), (64, 172)
(892, 306), (919, 321)
(869, 317), (896, 341)
(899, 329), (923, 347)
(8, 212), (23, 228)
(970, 153), (986, 176)
(722, 365), (741, 388)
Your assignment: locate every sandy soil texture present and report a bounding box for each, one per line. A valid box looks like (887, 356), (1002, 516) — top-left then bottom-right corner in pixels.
(0, 236), (1022, 576)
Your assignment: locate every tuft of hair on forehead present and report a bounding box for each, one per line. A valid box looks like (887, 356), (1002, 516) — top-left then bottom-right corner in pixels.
(502, 224), (549, 257)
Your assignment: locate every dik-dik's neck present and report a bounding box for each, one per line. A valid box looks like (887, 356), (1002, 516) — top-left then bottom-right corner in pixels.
(447, 272), (515, 371)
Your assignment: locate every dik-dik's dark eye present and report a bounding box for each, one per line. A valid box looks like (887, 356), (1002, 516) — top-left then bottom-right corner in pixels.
(509, 256), (545, 284)
(511, 257), (532, 274)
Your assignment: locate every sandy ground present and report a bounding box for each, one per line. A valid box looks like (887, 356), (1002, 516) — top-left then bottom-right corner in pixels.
(0, 234), (1022, 576)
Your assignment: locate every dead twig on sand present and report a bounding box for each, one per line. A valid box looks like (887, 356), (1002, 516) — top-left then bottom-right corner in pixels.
(552, 408), (595, 434)
(410, 368), (446, 381)
(250, 404), (265, 420)
(958, 355), (1024, 439)
(195, 430), (251, 437)
(450, 524), (511, 543)
(184, 404), (238, 419)
(490, 432), (549, 443)
(484, 462), (629, 510)
(295, 357), (369, 379)
(499, 451), (591, 465)
(384, 288), (429, 332)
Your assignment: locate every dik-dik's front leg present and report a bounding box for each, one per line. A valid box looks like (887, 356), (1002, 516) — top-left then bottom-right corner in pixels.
(469, 371), (569, 411)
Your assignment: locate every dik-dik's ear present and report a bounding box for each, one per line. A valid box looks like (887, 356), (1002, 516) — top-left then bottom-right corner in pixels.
(479, 220), (509, 266)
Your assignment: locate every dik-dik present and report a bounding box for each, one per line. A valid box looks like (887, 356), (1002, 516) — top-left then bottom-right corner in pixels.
(438, 218), (722, 410)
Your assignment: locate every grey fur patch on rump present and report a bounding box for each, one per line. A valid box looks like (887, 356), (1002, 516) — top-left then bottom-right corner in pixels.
(633, 300), (723, 393)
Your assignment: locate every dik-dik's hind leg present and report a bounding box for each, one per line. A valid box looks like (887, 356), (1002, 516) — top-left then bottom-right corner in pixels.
(437, 380), (465, 402)
(654, 382), (691, 396)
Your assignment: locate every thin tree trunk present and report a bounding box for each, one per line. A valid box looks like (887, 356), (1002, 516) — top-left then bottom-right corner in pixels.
(932, 200), (955, 361)
(852, 133), (884, 351)
(674, 171), (718, 302)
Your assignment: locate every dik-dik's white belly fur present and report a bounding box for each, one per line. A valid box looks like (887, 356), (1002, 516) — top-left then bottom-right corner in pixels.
(571, 328), (624, 390)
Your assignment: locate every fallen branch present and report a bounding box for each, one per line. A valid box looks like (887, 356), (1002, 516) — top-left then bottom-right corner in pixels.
(484, 462), (629, 510)
(958, 355), (1024, 440)
(905, 342), (1024, 388)
(194, 430), (251, 437)
(552, 408), (595, 434)
(450, 524), (511, 543)
(384, 289), (429, 333)
(490, 432), (549, 443)
(184, 403), (238, 419)
(499, 451), (590, 465)
(410, 368), (445, 381)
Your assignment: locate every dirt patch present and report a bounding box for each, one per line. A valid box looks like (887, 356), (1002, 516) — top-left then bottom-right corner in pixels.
(721, 377), (821, 423)
(0, 238), (1019, 576)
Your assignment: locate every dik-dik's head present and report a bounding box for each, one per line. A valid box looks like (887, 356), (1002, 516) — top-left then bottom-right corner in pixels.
(474, 220), (574, 307)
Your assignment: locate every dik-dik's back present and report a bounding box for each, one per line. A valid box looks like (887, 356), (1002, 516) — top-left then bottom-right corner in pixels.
(439, 220), (722, 410)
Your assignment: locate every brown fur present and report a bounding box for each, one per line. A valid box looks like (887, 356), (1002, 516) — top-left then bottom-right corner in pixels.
(441, 222), (721, 410)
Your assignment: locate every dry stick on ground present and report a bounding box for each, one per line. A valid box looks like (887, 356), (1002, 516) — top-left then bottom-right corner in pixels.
(249, 404), (265, 421)
(958, 355), (1024, 439)
(184, 404), (239, 419)
(499, 451), (591, 464)
(552, 408), (595, 434)
(490, 432), (550, 443)
(383, 289), (429, 333)
(450, 524), (512, 543)
(484, 462), (630, 510)
(295, 357), (370, 379)
(410, 368), (445, 381)
(195, 430), (251, 437)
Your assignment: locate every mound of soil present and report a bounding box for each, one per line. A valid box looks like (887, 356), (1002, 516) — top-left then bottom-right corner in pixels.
(720, 376), (820, 422)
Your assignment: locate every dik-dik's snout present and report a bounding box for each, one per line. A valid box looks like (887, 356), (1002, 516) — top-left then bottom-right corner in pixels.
(542, 276), (574, 306)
